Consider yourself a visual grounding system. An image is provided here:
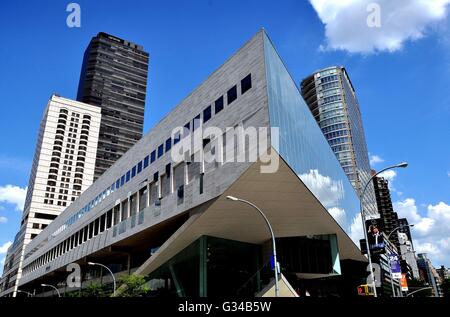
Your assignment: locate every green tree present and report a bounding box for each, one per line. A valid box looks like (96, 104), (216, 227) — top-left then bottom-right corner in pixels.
(117, 274), (150, 297)
(81, 282), (107, 297)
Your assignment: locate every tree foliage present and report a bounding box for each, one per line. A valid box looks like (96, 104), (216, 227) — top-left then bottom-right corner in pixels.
(117, 274), (150, 297)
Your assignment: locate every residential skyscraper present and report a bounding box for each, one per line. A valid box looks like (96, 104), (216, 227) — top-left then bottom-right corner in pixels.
(77, 32), (149, 180)
(301, 66), (377, 216)
(372, 171), (399, 244)
(0, 95), (101, 296)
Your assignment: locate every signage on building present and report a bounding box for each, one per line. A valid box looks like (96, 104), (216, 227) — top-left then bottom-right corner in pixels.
(389, 254), (402, 279)
(365, 218), (386, 255)
(400, 273), (409, 291)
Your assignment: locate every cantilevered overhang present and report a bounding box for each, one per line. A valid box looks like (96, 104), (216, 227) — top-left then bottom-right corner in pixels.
(136, 151), (366, 277)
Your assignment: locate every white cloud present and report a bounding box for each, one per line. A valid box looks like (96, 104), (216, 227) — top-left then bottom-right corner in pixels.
(369, 154), (384, 166)
(0, 216), (7, 224)
(328, 207), (347, 227)
(299, 169), (347, 227)
(447, 171), (450, 177)
(309, 0), (450, 53)
(394, 199), (450, 266)
(0, 241), (12, 254)
(0, 185), (27, 211)
(299, 169), (345, 207)
(298, 169), (347, 228)
(349, 212), (364, 245)
(377, 170), (397, 191)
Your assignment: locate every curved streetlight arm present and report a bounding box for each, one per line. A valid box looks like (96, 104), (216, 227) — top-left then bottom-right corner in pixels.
(387, 224), (414, 240)
(226, 196), (280, 297)
(41, 284), (61, 297)
(407, 287), (432, 297)
(88, 262), (116, 296)
(361, 163), (407, 202)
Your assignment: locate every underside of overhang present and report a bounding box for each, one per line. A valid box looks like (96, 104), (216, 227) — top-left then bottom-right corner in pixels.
(136, 150), (366, 277)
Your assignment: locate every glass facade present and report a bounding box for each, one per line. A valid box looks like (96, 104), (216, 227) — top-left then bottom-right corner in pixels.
(264, 34), (361, 234)
(147, 236), (261, 297)
(147, 235), (341, 297)
(301, 66), (377, 217)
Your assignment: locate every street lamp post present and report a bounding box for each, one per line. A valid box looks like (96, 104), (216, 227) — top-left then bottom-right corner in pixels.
(88, 262), (116, 296)
(387, 224), (415, 297)
(360, 162), (408, 298)
(226, 196), (280, 297)
(16, 290), (33, 297)
(41, 283), (61, 297)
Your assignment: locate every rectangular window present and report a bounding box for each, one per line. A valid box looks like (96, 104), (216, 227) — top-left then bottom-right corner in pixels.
(165, 163), (171, 178)
(131, 166), (137, 178)
(153, 172), (159, 183)
(150, 150), (156, 163)
(157, 144), (164, 158)
(227, 85), (237, 104)
(199, 173), (204, 194)
(165, 138), (172, 152)
(130, 193), (137, 217)
(139, 186), (148, 211)
(203, 105), (212, 123)
(121, 200), (129, 221)
(214, 96), (224, 114)
(126, 171), (131, 182)
(120, 175), (125, 186)
(193, 114), (201, 131)
(105, 209), (112, 229)
(116, 179), (120, 189)
(173, 131), (181, 145)
(241, 73), (252, 94)
(184, 122), (191, 136)
(137, 161), (143, 173)
(143, 155), (149, 168)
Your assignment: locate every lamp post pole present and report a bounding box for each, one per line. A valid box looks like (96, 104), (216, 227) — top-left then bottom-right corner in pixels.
(88, 262), (116, 296)
(386, 224), (414, 297)
(360, 162), (408, 298)
(41, 284), (61, 297)
(226, 196), (280, 297)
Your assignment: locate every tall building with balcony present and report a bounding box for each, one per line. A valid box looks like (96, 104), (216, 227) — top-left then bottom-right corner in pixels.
(372, 171), (399, 245)
(301, 67), (377, 216)
(0, 95), (101, 296)
(77, 32), (149, 180)
(6, 30), (370, 298)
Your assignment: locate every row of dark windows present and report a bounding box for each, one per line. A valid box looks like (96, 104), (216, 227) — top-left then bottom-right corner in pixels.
(50, 73), (252, 239)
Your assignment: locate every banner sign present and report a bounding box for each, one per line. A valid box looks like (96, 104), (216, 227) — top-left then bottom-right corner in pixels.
(400, 273), (409, 291)
(389, 254), (402, 279)
(365, 218), (386, 255)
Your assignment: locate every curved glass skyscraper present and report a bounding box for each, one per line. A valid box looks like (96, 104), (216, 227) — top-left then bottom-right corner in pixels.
(301, 66), (377, 216)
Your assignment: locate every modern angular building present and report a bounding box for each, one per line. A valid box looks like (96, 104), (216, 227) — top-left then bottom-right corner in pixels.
(301, 67), (377, 216)
(10, 30), (368, 297)
(0, 95), (101, 296)
(77, 32), (149, 180)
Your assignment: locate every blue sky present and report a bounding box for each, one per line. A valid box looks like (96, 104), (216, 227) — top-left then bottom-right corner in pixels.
(0, 0), (449, 272)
